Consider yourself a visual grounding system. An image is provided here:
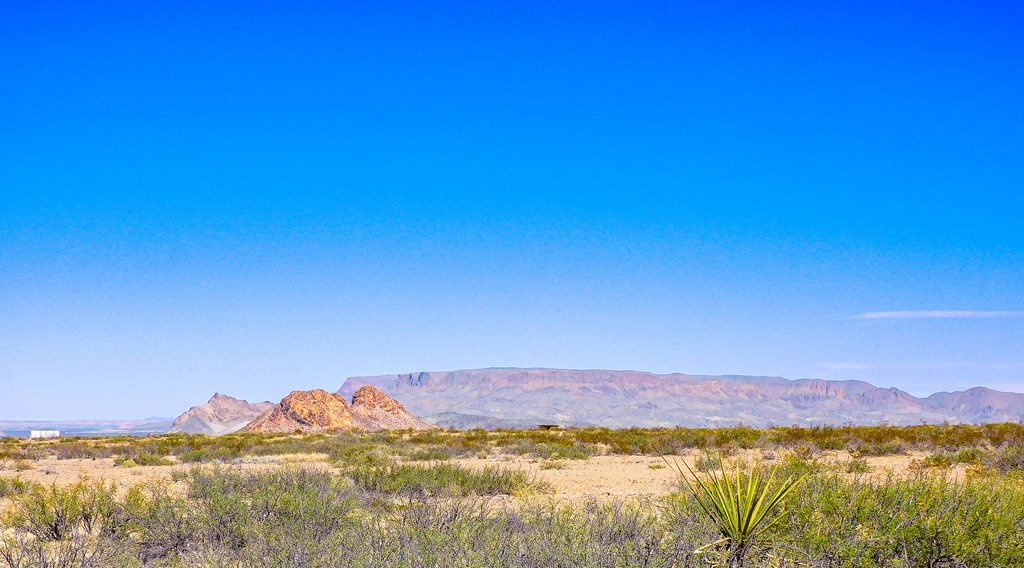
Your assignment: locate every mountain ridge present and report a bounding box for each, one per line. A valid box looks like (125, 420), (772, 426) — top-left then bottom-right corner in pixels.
(337, 368), (1024, 429)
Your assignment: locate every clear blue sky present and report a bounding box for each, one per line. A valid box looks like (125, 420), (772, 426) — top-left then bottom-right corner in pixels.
(2, 1), (1022, 419)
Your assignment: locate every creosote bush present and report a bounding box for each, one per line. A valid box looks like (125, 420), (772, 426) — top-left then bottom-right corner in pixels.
(2, 479), (118, 542)
(345, 460), (534, 497)
(784, 470), (1024, 566)
(0, 476), (33, 498)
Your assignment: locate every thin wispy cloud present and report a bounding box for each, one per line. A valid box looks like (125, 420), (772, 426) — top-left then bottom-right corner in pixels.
(821, 361), (1024, 372)
(851, 310), (1024, 320)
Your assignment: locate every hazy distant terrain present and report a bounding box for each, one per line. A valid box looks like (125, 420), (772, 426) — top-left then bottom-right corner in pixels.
(0, 418), (172, 438)
(9, 368), (1022, 433)
(338, 368), (1024, 429)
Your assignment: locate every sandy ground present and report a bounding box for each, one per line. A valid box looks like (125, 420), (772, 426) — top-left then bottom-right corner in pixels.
(1, 454), (333, 487)
(1, 449), (967, 509)
(455, 455), (681, 501)
(452, 450), (970, 501)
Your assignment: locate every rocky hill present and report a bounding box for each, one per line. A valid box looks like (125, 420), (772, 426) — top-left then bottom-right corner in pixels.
(239, 387), (436, 434)
(168, 394), (274, 435)
(338, 368), (1024, 428)
(241, 389), (354, 433)
(350, 386), (436, 431)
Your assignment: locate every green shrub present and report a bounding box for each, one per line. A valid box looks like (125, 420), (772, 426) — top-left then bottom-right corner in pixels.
(842, 458), (871, 474)
(3, 479), (118, 541)
(776, 454), (821, 478)
(53, 441), (107, 460)
(403, 448), (453, 461)
(0, 476), (35, 498)
(954, 447), (985, 464)
(921, 448), (987, 469)
(922, 453), (953, 469)
(540, 459), (567, 470)
(119, 482), (198, 562)
(113, 451), (172, 467)
(694, 450), (719, 472)
(993, 445), (1024, 472)
(850, 441), (905, 457)
(347, 461), (534, 497)
(177, 449), (208, 463)
(982, 423), (1024, 446)
(134, 453), (173, 466)
(785, 472), (1024, 566)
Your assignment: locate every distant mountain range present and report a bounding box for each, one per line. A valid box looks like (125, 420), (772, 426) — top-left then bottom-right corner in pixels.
(11, 368), (1021, 436)
(337, 368), (1024, 429)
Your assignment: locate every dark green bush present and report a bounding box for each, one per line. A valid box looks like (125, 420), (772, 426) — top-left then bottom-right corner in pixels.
(0, 476), (34, 498)
(850, 441), (906, 457)
(3, 480), (118, 541)
(403, 448), (454, 461)
(784, 472), (1024, 566)
(347, 461), (533, 497)
(993, 444), (1024, 473)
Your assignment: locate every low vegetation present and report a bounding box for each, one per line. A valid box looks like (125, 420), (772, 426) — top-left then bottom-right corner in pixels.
(1, 423), (1023, 566)
(345, 460), (535, 497)
(3, 422), (1023, 466)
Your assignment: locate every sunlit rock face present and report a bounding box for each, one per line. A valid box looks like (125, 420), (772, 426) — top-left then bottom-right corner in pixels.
(240, 388), (436, 433)
(350, 385), (437, 431)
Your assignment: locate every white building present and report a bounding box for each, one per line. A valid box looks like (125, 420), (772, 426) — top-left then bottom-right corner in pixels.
(29, 430), (60, 439)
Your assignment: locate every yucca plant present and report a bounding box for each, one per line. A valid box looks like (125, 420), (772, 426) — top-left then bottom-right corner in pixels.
(668, 455), (807, 567)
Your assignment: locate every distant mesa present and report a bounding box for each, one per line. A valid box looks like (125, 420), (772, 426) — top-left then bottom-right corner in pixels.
(337, 368), (1024, 429)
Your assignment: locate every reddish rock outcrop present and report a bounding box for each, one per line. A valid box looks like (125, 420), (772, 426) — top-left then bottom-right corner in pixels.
(350, 386), (437, 431)
(241, 389), (355, 433)
(240, 387), (436, 433)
